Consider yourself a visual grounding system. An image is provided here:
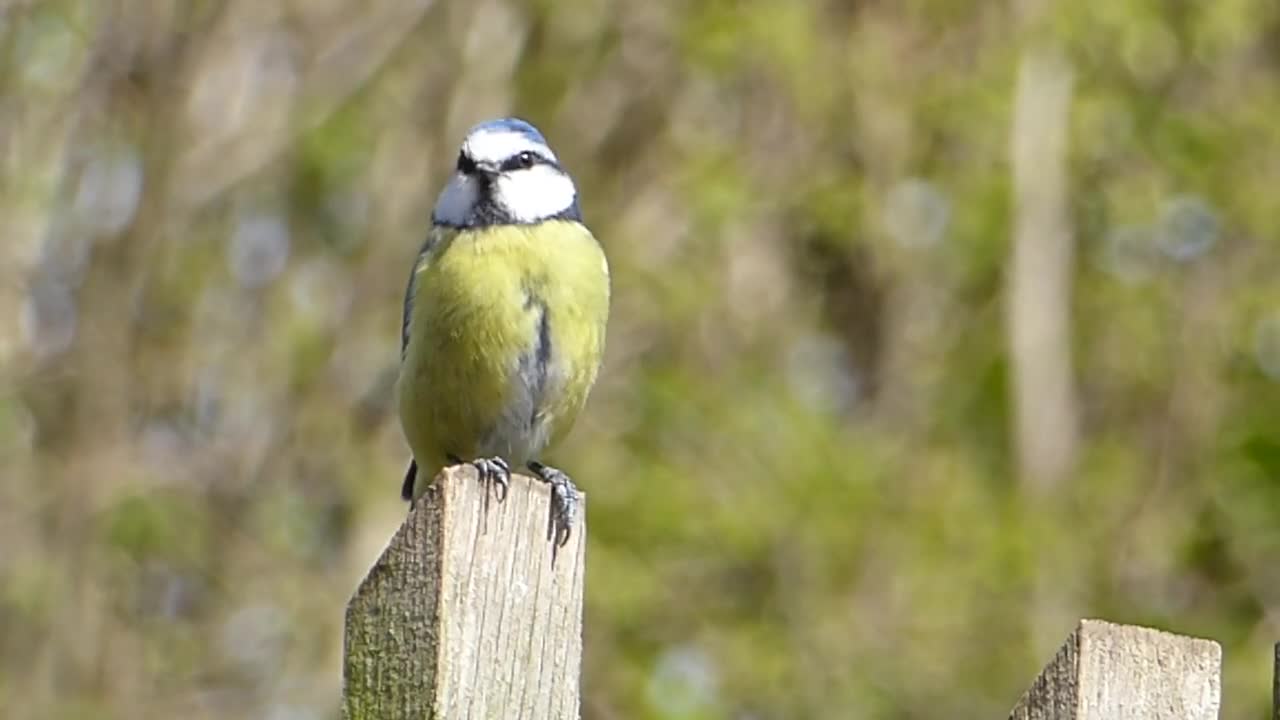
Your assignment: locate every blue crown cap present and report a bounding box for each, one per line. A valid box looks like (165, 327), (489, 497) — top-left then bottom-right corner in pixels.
(467, 117), (548, 145)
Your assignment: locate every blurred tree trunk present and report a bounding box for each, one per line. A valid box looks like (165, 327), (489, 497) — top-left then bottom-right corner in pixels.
(1007, 47), (1078, 495)
(1008, 41), (1081, 658)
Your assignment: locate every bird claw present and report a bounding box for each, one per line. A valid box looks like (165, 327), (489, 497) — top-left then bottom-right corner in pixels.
(474, 456), (511, 505)
(527, 461), (579, 551)
(449, 454), (511, 507)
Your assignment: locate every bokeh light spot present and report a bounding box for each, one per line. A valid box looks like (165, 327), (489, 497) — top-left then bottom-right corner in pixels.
(19, 278), (77, 359)
(229, 213), (291, 289)
(647, 644), (719, 717)
(786, 331), (862, 415)
(289, 257), (352, 326)
(883, 178), (950, 249)
(1158, 195), (1219, 262)
(74, 148), (144, 236)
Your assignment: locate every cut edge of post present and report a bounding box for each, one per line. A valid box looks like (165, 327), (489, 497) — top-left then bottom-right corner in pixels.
(1009, 619), (1222, 720)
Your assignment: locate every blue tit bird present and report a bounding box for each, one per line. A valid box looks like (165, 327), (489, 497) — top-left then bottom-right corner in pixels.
(397, 118), (610, 547)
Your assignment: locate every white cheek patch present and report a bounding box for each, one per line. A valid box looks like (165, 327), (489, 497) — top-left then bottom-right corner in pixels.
(495, 164), (578, 223)
(433, 173), (478, 225)
(464, 129), (557, 166)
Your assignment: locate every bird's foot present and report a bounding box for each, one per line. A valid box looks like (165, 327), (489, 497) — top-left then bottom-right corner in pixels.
(449, 454), (511, 505)
(527, 461), (579, 550)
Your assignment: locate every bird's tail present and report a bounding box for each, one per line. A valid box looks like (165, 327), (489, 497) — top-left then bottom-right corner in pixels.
(400, 460), (418, 501)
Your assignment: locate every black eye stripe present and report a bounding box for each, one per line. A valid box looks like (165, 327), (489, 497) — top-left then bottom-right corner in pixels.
(501, 151), (541, 172)
(456, 152), (476, 174)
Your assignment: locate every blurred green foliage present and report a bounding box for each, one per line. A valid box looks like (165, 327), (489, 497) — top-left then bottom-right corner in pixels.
(1, 0), (1279, 718)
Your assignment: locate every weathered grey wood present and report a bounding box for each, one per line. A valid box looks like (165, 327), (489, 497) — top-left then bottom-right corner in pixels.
(1008, 619), (1221, 720)
(1273, 642), (1279, 720)
(343, 466), (585, 720)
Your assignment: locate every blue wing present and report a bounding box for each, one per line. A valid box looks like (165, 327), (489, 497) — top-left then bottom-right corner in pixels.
(399, 227), (443, 501)
(401, 229), (442, 360)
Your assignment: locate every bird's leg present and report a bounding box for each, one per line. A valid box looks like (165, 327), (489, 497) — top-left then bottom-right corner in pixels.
(401, 460), (419, 503)
(448, 454), (511, 506)
(526, 461), (579, 551)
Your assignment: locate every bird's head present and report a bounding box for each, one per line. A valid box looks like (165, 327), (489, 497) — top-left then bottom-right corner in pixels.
(432, 118), (581, 228)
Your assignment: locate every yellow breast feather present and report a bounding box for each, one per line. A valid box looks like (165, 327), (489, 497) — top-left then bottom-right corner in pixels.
(398, 220), (609, 485)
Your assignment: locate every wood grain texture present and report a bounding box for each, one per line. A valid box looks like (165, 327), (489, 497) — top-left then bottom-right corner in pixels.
(343, 466), (585, 720)
(1008, 619), (1221, 720)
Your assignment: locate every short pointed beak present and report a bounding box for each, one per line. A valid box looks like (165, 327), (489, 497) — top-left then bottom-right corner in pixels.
(474, 162), (500, 181)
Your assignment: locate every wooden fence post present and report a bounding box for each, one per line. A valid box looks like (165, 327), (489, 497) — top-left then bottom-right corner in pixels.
(342, 466), (586, 719)
(1008, 619), (1221, 719)
(1273, 642), (1279, 720)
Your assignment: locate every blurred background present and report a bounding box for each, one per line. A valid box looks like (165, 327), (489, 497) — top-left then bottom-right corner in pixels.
(2, 0), (1279, 718)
